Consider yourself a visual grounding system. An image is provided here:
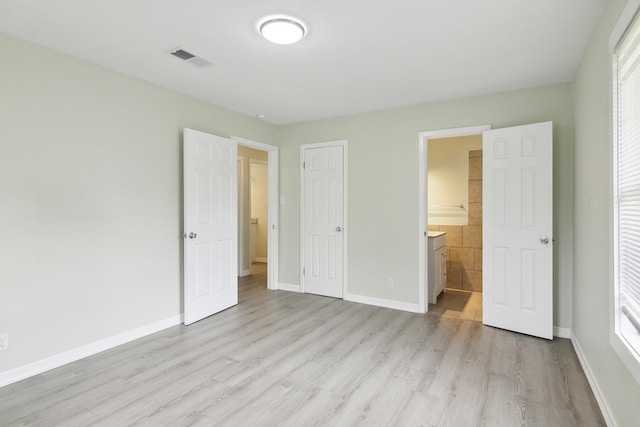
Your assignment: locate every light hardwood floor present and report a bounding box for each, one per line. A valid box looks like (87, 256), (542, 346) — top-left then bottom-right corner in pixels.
(1, 264), (604, 426)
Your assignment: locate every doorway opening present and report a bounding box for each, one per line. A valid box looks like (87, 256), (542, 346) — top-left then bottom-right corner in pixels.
(419, 123), (554, 339)
(418, 125), (490, 315)
(237, 147), (269, 286)
(183, 130), (279, 325)
(233, 136), (279, 292)
(426, 134), (483, 321)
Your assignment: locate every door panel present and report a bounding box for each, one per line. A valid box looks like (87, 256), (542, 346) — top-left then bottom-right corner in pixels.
(303, 145), (344, 298)
(483, 122), (553, 339)
(184, 128), (238, 325)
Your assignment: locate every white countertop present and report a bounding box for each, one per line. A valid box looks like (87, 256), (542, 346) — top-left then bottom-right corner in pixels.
(427, 231), (446, 238)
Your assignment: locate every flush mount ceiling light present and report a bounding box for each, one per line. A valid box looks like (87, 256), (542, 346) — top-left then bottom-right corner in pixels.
(259, 17), (306, 45)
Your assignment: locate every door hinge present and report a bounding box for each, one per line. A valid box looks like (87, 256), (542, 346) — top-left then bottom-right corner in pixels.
(303, 267), (306, 275)
(303, 161), (306, 170)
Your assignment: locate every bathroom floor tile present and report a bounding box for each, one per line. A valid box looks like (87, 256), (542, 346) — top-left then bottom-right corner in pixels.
(428, 289), (482, 323)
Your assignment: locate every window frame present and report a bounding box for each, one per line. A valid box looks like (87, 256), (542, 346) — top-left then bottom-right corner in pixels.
(610, 0), (640, 386)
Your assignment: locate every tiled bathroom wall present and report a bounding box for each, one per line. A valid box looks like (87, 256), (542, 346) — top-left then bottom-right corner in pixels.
(429, 149), (483, 292)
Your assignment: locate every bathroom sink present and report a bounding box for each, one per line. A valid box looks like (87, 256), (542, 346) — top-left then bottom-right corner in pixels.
(428, 231), (446, 237)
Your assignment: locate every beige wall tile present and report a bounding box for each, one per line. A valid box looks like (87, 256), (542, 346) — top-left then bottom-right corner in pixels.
(438, 225), (462, 247)
(469, 149), (483, 158)
(474, 248), (483, 271)
(450, 247), (475, 270)
(469, 157), (482, 180)
(464, 270), (483, 292)
(468, 202), (482, 226)
(446, 247), (451, 269)
(468, 180), (482, 203)
(428, 224), (439, 231)
(463, 225), (482, 248)
(447, 269), (462, 289)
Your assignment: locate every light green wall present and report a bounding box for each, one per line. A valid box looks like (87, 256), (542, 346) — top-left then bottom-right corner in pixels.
(277, 84), (574, 328)
(572, 0), (640, 425)
(0, 34), (276, 373)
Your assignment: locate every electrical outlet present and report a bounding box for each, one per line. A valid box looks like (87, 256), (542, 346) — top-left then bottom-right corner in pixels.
(0, 334), (8, 352)
(387, 278), (394, 289)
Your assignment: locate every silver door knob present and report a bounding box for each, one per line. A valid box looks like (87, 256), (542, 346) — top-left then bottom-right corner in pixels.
(189, 232), (197, 239)
(336, 226), (342, 232)
(540, 236), (549, 244)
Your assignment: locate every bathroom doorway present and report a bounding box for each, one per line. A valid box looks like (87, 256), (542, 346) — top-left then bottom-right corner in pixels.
(427, 135), (483, 321)
(420, 123), (554, 338)
(418, 125), (490, 316)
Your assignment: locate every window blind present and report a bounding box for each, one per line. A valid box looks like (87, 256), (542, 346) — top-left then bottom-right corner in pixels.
(616, 11), (640, 339)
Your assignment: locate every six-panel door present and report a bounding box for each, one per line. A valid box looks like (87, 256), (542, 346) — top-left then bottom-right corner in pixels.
(184, 128), (238, 325)
(482, 122), (553, 339)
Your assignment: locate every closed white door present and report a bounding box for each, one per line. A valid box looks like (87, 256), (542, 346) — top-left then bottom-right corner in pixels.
(483, 122), (553, 339)
(184, 128), (238, 325)
(302, 145), (344, 298)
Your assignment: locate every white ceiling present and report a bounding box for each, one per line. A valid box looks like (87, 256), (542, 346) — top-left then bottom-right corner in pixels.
(0, 0), (606, 124)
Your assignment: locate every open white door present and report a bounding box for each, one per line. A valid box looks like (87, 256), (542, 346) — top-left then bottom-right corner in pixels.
(302, 143), (345, 298)
(184, 128), (238, 325)
(483, 122), (553, 339)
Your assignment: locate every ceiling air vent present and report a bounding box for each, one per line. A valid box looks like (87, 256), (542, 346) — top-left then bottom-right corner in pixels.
(166, 47), (214, 68)
(171, 49), (195, 60)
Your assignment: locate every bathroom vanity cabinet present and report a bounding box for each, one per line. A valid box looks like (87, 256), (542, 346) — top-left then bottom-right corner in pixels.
(428, 232), (447, 304)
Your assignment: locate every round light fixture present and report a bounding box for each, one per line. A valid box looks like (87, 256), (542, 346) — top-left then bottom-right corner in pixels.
(259, 17), (306, 45)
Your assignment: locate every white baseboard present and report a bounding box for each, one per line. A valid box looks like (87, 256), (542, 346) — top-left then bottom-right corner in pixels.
(553, 326), (572, 339)
(571, 332), (614, 427)
(255, 257), (268, 263)
(344, 292), (422, 313)
(278, 283), (302, 293)
(0, 314), (183, 388)
(239, 269), (252, 277)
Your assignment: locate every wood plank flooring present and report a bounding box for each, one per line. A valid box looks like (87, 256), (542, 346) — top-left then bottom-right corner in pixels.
(0, 263), (604, 426)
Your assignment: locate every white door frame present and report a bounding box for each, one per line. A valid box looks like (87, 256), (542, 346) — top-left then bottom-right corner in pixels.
(231, 136), (279, 291)
(300, 140), (348, 295)
(417, 125), (491, 313)
(237, 156), (245, 276)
